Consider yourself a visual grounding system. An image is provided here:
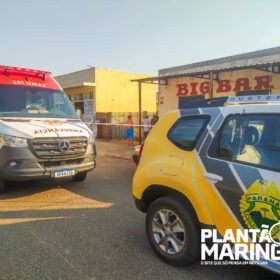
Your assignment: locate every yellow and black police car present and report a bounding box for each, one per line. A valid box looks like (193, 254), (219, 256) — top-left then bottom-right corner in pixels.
(132, 95), (280, 272)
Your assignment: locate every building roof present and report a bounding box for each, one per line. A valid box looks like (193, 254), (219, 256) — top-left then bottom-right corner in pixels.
(159, 46), (280, 76)
(55, 68), (95, 89)
(56, 67), (155, 88)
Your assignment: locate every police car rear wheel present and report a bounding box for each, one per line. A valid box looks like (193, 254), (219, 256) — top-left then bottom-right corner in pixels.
(146, 196), (200, 266)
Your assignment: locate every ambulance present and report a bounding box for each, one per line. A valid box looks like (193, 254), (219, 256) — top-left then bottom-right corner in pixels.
(133, 95), (280, 273)
(0, 66), (96, 193)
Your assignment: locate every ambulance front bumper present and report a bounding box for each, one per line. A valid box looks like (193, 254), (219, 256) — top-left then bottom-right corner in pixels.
(0, 144), (96, 181)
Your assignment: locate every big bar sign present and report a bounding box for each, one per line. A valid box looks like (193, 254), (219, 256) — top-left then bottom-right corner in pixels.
(177, 75), (273, 96)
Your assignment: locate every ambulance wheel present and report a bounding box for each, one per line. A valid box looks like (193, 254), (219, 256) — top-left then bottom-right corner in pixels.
(72, 172), (87, 182)
(146, 195), (200, 266)
(0, 180), (6, 193)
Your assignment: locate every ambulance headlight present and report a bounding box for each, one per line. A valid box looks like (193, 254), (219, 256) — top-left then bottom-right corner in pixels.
(88, 134), (95, 144)
(0, 134), (28, 148)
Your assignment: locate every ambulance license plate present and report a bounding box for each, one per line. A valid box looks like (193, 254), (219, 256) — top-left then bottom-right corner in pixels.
(53, 168), (75, 178)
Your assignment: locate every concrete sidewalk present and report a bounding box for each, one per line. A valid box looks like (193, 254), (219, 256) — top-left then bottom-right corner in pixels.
(96, 139), (137, 160)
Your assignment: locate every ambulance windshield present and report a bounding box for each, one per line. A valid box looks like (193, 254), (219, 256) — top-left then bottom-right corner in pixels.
(0, 85), (78, 119)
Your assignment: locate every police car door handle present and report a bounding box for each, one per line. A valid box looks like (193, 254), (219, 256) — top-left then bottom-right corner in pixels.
(203, 172), (223, 183)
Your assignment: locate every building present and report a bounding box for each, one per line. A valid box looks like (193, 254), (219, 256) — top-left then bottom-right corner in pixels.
(132, 46), (280, 116)
(55, 67), (157, 138)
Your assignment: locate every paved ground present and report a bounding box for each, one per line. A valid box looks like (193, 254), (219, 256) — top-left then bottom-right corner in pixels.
(0, 141), (273, 279)
(98, 139), (138, 160)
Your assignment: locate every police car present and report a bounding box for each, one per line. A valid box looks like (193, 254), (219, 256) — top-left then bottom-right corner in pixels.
(132, 95), (280, 273)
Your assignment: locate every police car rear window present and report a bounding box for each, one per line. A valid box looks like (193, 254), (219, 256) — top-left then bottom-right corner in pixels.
(167, 116), (209, 150)
(218, 114), (280, 171)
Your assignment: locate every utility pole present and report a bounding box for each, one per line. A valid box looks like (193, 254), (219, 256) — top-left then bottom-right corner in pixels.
(209, 72), (214, 98)
(138, 81), (142, 144)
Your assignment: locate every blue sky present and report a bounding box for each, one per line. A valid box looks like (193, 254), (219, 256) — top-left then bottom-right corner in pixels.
(1, 0), (280, 76)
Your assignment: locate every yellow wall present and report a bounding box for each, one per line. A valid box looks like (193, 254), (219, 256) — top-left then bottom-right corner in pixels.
(95, 68), (156, 113)
(159, 69), (280, 116)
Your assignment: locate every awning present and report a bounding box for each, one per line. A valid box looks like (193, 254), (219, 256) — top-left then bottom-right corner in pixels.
(131, 61), (280, 85)
(62, 82), (96, 89)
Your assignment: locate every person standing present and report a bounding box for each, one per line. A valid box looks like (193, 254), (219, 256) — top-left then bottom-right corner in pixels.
(151, 113), (159, 126)
(125, 115), (134, 145)
(142, 114), (151, 139)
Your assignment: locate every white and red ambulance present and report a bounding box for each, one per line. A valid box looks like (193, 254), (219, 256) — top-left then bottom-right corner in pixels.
(0, 65), (96, 192)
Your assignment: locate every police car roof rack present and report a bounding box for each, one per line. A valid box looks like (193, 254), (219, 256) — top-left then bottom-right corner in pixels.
(181, 95), (280, 109)
(225, 95), (280, 106)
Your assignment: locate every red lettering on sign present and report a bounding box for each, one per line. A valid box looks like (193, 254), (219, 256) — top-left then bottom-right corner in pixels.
(200, 82), (210, 94)
(176, 75), (274, 96)
(190, 82), (198, 95)
(217, 80), (231, 93)
(177, 84), (188, 96)
(254, 75), (273, 90)
(233, 78), (251, 92)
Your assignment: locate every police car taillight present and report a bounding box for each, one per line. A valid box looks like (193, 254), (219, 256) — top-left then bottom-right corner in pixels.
(138, 144), (144, 162)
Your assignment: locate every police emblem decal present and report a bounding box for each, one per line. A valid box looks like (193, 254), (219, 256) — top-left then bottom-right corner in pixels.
(240, 179), (280, 239)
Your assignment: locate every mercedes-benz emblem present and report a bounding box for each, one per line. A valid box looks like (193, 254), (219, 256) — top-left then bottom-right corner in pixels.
(58, 140), (70, 152)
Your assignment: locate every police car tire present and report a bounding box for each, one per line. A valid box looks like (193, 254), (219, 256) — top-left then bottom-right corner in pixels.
(72, 172), (87, 182)
(146, 195), (200, 266)
(0, 180), (6, 193)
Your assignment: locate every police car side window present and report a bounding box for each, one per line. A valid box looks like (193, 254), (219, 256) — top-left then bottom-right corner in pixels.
(168, 116), (209, 151)
(218, 114), (280, 171)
